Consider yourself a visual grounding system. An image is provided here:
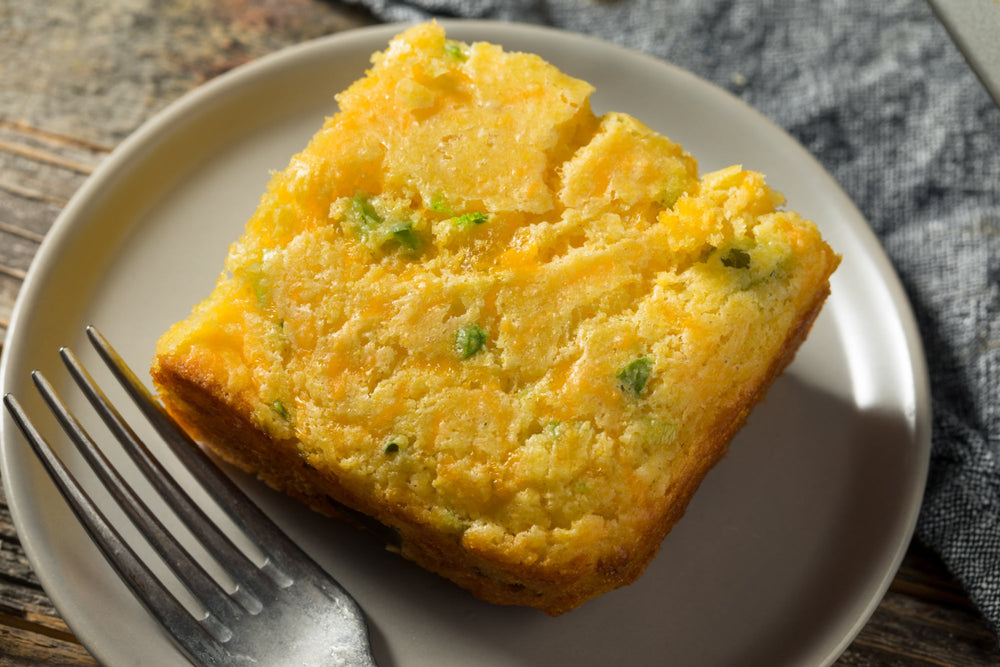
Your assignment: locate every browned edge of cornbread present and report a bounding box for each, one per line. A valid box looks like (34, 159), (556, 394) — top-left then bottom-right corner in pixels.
(150, 278), (832, 616)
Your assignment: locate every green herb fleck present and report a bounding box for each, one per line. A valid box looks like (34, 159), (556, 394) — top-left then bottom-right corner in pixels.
(430, 193), (452, 214)
(442, 507), (470, 536)
(444, 42), (466, 61)
(384, 441), (400, 455)
(659, 181), (686, 208)
(237, 261), (269, 307)
(451, 211), (488, 229)
(272, 400), (291, 421)
(252, 277), (268, 307)
(348, 196), (423, 254)
(388, 221), (420, 250)
(617, 357), (653, 397)
(721, 247), (751, 269)
(350, 195), (382, 232)
(455, 323), (487, 359)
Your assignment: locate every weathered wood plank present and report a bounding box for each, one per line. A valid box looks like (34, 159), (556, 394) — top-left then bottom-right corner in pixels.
(0, 187), (65, 240)
(1, 229), (41, 277)
(0, 149), (90, 210)
(0, 272), (22, 333)
(0, 119), (114, 156)
(841, 590), (1000, 666)
(0, 617), (97, 666)
(0, 1), (374, 147)
(835, 541), (1000, 665)
(0, 133), (102, 177)
(0, 481), (79, 641)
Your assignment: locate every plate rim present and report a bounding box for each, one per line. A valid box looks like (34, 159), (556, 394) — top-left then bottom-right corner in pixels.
(0, 19), (931, 667)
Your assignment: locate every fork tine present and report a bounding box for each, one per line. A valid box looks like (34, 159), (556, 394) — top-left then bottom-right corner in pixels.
(60, 345), (279, 609)
(56, 349), (265, 620)
(2, 390), (228, 665)
(86, 327), (356, 597)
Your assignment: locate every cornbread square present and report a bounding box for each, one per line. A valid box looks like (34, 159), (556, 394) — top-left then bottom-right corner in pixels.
(152, 22), (839, 615)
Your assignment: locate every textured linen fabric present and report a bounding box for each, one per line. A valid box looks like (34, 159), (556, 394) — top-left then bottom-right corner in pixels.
(347, 0), (1000, 638)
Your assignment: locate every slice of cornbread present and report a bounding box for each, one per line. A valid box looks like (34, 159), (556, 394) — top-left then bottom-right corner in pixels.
(152, 22), (839, 615)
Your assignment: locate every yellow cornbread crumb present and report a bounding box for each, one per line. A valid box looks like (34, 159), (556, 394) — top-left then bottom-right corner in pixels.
(153, 22), (839, 615)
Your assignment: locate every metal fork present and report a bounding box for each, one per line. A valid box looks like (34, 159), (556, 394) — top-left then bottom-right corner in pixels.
(3, 326), (378, 666)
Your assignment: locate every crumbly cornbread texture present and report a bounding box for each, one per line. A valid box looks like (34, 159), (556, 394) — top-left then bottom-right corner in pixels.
(152, 22), (840, 615)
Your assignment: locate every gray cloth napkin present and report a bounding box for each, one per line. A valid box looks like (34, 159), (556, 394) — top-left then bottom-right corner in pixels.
(348, 0), (1000, 638)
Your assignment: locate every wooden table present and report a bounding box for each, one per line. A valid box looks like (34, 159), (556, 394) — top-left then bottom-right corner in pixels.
(1, 2), (998, 664)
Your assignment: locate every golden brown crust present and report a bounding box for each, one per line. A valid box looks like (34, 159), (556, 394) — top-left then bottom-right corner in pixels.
(152, 280), (831, 616)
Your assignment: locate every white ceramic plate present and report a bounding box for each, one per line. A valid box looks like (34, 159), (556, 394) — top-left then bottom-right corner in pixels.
(0, 21), (929, 667)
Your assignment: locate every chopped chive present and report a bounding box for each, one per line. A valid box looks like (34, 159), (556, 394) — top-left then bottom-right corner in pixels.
(350, 195), (382, 232)
(384, 441), (400, 455)
(617, 357), (653, 397)
(388, 221), (420, 250)
(348, 196), (423, 254)
(451, 211), (488, 229)
(455, 323), (487, 359)
(430, 193), (452, 214)
(253, 278), (268, 307)
(444, 42), (466, 61)
(272, 400), (290, 421)
(721, 247), (751, 269)
(239, 261), (268, 307)
(659, 182), (686, 208)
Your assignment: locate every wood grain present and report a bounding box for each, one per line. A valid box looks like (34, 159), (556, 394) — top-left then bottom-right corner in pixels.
(0, 1), (998, 665)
